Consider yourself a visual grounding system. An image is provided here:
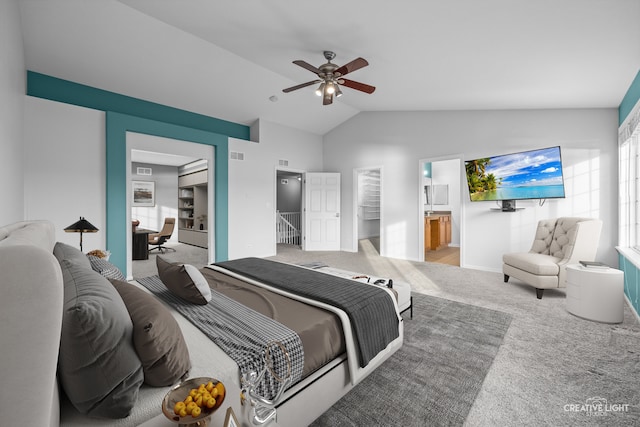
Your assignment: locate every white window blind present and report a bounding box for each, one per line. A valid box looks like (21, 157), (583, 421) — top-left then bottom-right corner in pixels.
(619, 104), (640, 250)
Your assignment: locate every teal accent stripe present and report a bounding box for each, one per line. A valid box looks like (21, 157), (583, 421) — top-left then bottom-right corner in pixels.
(26, 71), (241, 275)
(107, 112), (228, 274)
(619, 70), (640, 125)
(27, 71), (249, 140)
(618, 253), (639, 318)
(424, 162), (432, 178)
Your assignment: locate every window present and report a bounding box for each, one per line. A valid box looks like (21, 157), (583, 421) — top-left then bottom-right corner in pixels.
(619, 106), (640, 250)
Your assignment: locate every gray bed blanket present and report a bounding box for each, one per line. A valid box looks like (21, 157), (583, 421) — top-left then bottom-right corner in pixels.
(137, 275), (304, 400)
(215, 257), (399, 367)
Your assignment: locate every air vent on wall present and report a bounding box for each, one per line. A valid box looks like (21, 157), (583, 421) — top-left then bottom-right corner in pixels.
(279, 159), (289, 167)
(230, 151), (245, 160)
(137, 167), (152, 176)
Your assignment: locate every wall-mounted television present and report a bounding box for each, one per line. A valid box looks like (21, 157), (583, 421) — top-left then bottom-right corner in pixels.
(465, 146), (565, 211)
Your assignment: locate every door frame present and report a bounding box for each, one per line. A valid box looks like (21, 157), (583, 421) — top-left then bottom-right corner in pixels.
(274, 166), (305, 254)
(418, 154), (465, 264)
(352, 166), (384, 254)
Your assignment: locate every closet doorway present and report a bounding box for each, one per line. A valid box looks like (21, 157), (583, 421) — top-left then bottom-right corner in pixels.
(354, 167), (382, 255)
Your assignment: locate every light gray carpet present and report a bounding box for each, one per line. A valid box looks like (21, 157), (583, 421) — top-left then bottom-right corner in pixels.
(310, 293), (512, 427)
(132, 241), (640, 426)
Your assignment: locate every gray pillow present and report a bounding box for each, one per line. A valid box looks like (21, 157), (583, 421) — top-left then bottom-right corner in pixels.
(87, 254), (126, 281)
(53, 241), (91, 269)
(57, 258), (143, 418)
(110, 279), (191, 386)
(156, 256), (211, 305)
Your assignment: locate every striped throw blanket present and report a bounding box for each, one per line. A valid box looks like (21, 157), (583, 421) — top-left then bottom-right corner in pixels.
(215, 257), (399, 367)
(137, 275), (304, 399)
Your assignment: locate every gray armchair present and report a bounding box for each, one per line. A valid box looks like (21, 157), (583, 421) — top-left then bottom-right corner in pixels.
(503, 217), (602, 299)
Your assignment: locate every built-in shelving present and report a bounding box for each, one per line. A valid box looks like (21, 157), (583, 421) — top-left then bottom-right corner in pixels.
(178, 169), (208, 248)
(360, 170), (380, 220)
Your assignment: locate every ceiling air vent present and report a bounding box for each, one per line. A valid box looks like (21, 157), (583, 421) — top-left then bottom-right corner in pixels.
(137, 167), (152, 176)
(279, 159), (289, 167)
(230, 151), (245, 160)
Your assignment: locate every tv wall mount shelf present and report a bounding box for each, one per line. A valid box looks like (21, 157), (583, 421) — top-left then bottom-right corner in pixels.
(490, 200), (524, 212)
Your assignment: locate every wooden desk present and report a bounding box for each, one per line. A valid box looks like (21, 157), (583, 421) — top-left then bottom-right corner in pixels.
(424, 214), (451, 251)
(133, 228), (156, 260)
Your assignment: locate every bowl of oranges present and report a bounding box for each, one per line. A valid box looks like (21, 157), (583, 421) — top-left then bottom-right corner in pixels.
(161, 377), (226, 426)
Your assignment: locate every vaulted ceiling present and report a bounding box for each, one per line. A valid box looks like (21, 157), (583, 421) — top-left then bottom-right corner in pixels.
(19, 0), (640, 135)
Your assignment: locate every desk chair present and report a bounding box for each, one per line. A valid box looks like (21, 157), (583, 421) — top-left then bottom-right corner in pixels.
(148, 218), (176, 254)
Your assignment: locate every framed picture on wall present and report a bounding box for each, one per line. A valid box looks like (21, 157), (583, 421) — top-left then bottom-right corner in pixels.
(132, 180), (155, 207)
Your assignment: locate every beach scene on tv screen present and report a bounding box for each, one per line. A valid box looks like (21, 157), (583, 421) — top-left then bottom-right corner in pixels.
(465, 146), (565, 201)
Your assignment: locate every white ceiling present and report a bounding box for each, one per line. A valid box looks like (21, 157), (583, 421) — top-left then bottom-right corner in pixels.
(19, 0), (640, 135)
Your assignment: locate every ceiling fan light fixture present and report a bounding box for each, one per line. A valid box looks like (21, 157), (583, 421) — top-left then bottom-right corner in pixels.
(282, 52), (375, 106)
(325, 81), (335, 95)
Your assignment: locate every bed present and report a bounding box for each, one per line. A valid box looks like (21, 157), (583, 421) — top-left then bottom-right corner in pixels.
(0, 221), (403, 427)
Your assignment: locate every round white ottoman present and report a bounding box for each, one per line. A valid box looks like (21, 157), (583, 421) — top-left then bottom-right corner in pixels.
(565, 264), (624, 323)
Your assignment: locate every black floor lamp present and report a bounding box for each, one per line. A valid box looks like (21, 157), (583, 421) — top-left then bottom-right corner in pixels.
(64, 216), (99, 252)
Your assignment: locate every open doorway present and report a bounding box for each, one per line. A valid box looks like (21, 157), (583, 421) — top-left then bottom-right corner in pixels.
(130, 156), (209, 279)
(420, 157), (462, 266)
(126, 132), (215, 279)
(354, 167), (382, 255)
(276, 169), (303, 251)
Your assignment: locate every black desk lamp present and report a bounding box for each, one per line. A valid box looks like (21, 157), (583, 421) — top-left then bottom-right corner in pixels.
(64, 216), (99, 252)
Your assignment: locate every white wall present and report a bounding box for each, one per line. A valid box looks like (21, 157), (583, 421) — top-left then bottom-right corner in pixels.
(23, 96), (106, 252)
(24, 94), (617, 272)
(324, 109), (619, 270)
(0, 0), (25, 225)
(228, 119), (323, 259)
(23, 100), (324, 262)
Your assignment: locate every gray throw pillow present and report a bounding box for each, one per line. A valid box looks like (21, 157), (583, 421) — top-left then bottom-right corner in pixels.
(156, 256), (211, 305)
(57, 257), (143, 418)
(53, 241), (91, 269)
(87, 254), (126, 281)
(110, 279), (191, 386)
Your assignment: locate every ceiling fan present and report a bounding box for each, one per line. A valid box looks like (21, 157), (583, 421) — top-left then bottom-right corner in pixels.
(282, 51), (376, 105)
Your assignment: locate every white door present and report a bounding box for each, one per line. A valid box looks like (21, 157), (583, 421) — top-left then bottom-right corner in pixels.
(304, 172), (341, 251)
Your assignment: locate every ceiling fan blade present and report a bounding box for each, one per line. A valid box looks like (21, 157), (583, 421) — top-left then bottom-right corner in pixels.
(340, 78), (376, 94)
(323, 92), (333, 105)
(282, 80), (321, 93)
(334, 57), (368, 76)
(293, 60), (322, 75)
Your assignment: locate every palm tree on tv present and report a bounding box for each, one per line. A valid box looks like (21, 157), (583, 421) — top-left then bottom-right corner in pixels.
(465, 158), (492, 194)
(467, 173), (484, 193)
(483, 173), (498, 191)
(465, 158), (490, 176)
